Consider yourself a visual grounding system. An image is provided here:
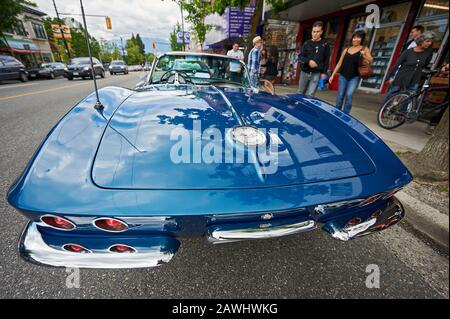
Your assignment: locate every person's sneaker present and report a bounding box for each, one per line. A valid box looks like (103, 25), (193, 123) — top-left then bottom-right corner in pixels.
(425, 125), (436, 135)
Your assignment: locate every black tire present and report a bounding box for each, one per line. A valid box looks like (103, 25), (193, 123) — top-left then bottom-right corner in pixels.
(111, 72), (114, 75)
(100, 70), (105, 78)
(377, 92), (411, 129)
(67, 75), (73, 80)
(48, 72), (55, 79)
(125, 71), (128, 75)
(19, 72), (28, 82)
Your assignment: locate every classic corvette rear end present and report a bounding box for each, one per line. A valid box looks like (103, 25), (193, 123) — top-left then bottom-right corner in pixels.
(7, 53), (412, 269)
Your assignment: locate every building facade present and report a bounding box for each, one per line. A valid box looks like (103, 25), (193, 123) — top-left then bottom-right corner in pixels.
(264, 0), (449, 93)
(0, 6), (54, 67)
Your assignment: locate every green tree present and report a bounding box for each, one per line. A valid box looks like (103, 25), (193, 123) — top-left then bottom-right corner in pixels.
(43, 17), (68, 62)
(181, 0), (285, 59)
(135, 33), (146, 56)
(146, 52), (155, 63)
(69, 25), (101, 60)
(180, 0), (212, 46)
(0, 0), (36, 37)
(125, 40), (145, 65)
(169, 22), (183, 51)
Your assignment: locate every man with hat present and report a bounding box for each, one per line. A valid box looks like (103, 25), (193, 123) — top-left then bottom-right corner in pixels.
(248, 36), (263, 87)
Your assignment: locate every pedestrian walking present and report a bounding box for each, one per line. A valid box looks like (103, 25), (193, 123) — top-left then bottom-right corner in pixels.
(259, 48), (268, 79)
(298, 21), (330, 96)
(405, 25), (425, 50)
(248, 36), (263, 86)
(264, 54), (278, 83)
(329, 30), (373, 114)
(227, 43), (244, 83)
(385, 31), (435, 100)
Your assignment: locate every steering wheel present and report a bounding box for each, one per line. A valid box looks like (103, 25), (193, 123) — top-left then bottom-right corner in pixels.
(159, 70), (193, 84)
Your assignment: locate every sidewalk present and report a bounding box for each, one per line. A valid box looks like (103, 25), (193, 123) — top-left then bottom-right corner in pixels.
(274, 85), (431, 152)
(275, 85), (448, 252)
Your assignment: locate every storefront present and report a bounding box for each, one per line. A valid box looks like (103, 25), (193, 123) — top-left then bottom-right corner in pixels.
(262, 19), (299, 83)
(268, 0), (449, 93)
(0, 36), (47, 67)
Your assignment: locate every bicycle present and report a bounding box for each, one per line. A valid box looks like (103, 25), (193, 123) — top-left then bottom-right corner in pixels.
(377, 70), (449, 129)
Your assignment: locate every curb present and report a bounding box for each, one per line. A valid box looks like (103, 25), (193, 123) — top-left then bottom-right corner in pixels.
(396, 191), (449, 251)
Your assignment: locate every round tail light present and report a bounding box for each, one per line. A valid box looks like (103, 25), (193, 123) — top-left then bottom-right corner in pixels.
(63, 244), (90, 253)
(41, 215), (75, 230)
(109, 244), (136, 253)
(93, 218), (128, 232)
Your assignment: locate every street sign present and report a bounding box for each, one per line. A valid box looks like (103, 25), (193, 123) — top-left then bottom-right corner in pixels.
(176, 31), (190, 44)
(105, 16), (112, 30)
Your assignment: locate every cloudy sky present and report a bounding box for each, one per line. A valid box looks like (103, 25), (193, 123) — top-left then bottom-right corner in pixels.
(33, 0), (185, 52)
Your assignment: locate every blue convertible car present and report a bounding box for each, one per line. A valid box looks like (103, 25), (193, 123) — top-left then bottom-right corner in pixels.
(8, 52), (412, 269)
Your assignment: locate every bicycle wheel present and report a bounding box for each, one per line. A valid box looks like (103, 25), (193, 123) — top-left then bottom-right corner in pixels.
(377, 93), (411, 129)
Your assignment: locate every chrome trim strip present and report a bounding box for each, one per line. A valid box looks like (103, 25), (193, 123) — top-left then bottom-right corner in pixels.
(19, 222), (175, 269)
(208, 220), (316, 244)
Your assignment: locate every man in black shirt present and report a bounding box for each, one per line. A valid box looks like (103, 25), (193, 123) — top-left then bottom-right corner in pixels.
(298, 21), (330, 96)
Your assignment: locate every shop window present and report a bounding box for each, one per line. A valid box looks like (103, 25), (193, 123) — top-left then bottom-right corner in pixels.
(32, 22), (47, 39)
(324, 18), (339, 67)
(3, 22), (26, 35)
(419, 0), (449, 17)
(361, 25), (402, 90)
(42, 54), (52, 62)
(379, 2), (410, 24)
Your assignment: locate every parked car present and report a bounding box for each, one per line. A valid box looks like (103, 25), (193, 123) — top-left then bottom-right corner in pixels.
(64, 57), (105, 80)
(0, 55), (28, 82)
(109, 60), (128, 75)
(128, 64), (144, 72)
(27, 62), (66, 80)
(144, 62), (152, 71)
(8, 52), (412, 269)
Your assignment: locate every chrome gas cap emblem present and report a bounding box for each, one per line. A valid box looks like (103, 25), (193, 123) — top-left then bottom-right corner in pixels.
(231, 126), (266, 147)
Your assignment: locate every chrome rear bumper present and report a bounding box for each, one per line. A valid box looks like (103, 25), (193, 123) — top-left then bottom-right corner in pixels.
(208, 220), (316, 244)
(19, 223), (179, 269)
(18, 197), (405, 268)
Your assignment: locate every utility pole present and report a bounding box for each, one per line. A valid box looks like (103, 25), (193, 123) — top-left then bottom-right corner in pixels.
(179, 1), (185, 51)
(120, 36), (125, 60)
(52, 0), (71, 59)
(162, 0), (185, 51)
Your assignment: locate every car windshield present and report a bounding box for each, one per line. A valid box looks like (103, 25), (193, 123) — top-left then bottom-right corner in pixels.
(150, 54), (250, 87)
(111, 61), (124, 65)
(70, 58), (91, 65)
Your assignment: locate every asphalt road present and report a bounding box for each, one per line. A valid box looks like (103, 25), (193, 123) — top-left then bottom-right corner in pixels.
(0, 74), (448, 299)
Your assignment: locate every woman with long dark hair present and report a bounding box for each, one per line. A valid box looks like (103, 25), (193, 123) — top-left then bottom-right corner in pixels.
(329, 30), (373, 114)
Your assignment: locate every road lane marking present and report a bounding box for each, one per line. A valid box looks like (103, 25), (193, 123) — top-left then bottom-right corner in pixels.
(0, 77), (128, 102)
(0, 82), (38, 90)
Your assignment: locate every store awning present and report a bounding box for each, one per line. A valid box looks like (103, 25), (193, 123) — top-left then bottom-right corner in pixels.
(267, 0), (365, 22)
(0, 36), (41, 53)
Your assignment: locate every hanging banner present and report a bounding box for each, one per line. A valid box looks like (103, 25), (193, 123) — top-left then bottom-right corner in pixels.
(51, 24), (71, 39)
